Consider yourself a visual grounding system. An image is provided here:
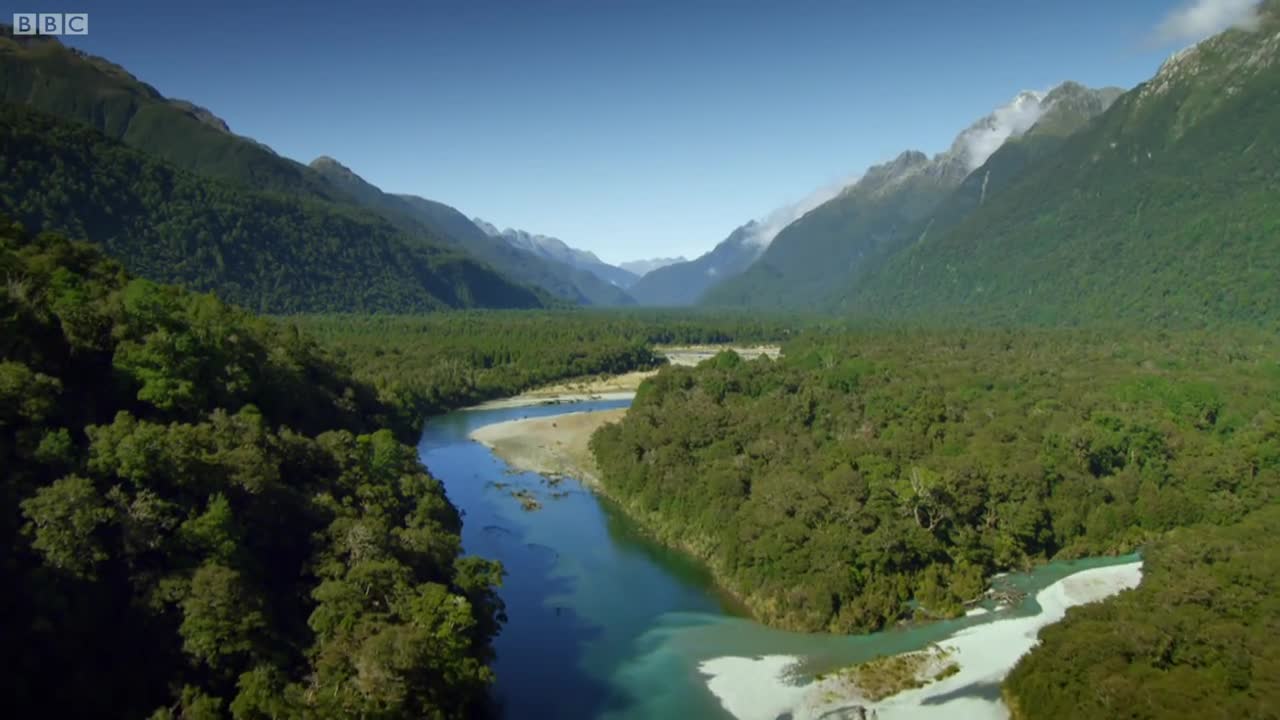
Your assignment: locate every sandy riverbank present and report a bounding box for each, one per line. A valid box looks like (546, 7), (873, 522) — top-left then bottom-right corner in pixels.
(659, 344), (782, 366)
(466, 345), (780, 410)
(699, 560), (1144, 720)
(469, 408), (627, 486)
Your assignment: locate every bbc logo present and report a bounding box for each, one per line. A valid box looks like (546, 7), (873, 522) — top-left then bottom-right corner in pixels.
(12, 13), (89, 36)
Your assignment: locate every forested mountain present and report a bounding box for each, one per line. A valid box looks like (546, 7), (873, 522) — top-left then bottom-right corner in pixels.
(0, 30), (339, 200)
(0, 103), (547, 312)
(885, 83), (1124, 262)
(702, 83), (1121, 309)
(627, 221), (766, 306)
(0, 29), (631, 308)
(390, 200), (632, 307)
(473, 218), (640, 289)
(0, 221), (505, 718)
(848, 11), (1280, 325)
(307, 156), (634, 306)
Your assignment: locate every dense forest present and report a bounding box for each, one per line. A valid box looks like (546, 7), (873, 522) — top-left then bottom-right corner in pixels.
(0, 212), (800, 717)
(0, 220), (511, 718)
(591, 331), (1280, 633)
(0, 102), (551, 314)
(1003, 504), (1280, 719)
(294, 310), (798, 424)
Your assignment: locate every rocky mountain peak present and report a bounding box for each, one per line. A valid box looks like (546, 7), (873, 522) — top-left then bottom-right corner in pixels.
(169, 100), (231, 134)
(1141, 7), (1280, 104)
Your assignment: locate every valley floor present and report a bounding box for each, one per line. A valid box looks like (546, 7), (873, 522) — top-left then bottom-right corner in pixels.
(466, 344), (779, 410)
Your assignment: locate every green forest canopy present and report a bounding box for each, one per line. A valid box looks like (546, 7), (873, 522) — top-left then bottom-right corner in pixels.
(1003, 503), (1280, 719)
(591, 331), (1280, 632)
(293, 310), (800, 424)
(0, 101), (550, 314)
(0, 220), (509, 718)
(0, 214), (803, 717)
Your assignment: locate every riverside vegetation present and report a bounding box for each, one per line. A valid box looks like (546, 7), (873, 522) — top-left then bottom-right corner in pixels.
(590, 333), (1280, 712)
(292, 310), (796, 422)
(0, 217), (791, 718)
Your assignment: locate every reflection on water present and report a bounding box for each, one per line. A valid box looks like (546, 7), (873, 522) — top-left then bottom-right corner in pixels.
(421, 401), (1138, 720)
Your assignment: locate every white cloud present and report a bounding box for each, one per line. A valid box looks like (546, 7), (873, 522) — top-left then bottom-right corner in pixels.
(741, 175), (860, 249)
(1154, 0), (1263, 45)
(954, 91), (1047, 171)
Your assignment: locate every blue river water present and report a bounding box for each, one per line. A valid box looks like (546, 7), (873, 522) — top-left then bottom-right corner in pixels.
(419, 399), (1138, 719)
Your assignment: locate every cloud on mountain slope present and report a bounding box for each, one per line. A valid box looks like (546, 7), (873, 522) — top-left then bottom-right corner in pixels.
(741, 175), (860, 249)
(955, 91), (1047, 171)
(1154, 0), (1262, 45)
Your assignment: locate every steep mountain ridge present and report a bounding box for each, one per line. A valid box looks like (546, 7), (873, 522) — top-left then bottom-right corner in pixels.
(304, 156), (633, 306)
(0, 103), (547, 312)
(821, 82), (1124, 310)
(0, 30), (340, 200)
(702, 82), (1122, 309)
(0, 29), (633, 308)
(847, 11), (1280, 325)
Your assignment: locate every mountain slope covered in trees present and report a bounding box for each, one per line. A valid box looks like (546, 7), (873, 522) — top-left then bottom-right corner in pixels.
(0, 220), (506, 718)
(845, 14), (1280, 325)
(0, 103), (548, 312)
(0, 30), (629, 308)
(703, 83), (1121, 310)
(391, 196), (635, 306)
(308, 157), (633, 306)
(0, 31), (339, 200)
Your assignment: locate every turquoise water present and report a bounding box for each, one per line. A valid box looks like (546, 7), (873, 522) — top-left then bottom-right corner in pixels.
(420, 400), (1139, 719)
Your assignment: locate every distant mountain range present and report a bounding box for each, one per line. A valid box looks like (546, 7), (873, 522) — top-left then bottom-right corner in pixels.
(303, 154), (632, 306)
(618, 257), (687, 277)
(628, 81), (1118, 307)
(472, 219), (640, 289)
(627, 222), (766, 306)
(635, 2), (1280, 329)
(0, 27), (633, 310)
(3, 4), (1279, 326)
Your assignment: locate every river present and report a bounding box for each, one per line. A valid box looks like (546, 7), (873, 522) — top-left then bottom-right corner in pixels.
(420, 398), (1140, 720)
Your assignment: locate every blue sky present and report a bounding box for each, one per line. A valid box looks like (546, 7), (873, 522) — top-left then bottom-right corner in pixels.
(6, 0), (1248, 262)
